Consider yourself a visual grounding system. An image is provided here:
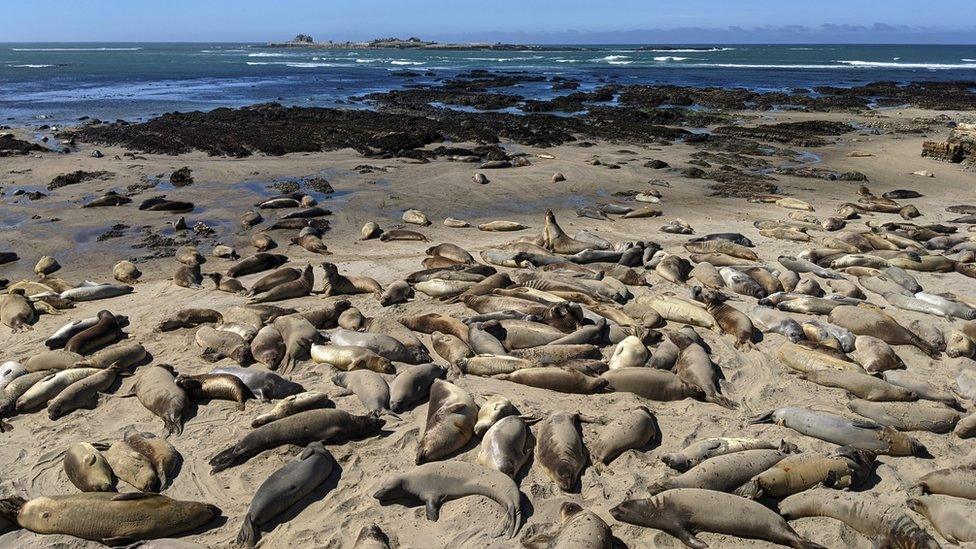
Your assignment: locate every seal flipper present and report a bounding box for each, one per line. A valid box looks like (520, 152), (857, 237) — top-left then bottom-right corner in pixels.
(749, 410), (776, 424)
(237, 514), (259, 548)
(425, 496), (445, 521)
(102, 536), (137, 547)
(677, 529), (709, 549)
(519, 523), (555, 549)
(0, 496), (26, 525)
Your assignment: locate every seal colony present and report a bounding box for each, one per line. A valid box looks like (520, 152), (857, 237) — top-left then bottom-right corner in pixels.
(2, 85), (976, 548)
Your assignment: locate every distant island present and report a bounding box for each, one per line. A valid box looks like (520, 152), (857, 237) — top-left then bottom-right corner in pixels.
(264, 34), (581, 51)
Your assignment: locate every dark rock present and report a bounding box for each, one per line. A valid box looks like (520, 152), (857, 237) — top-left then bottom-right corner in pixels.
(169, 166), (194, 186)
(682, 167), (707, 179)
(714, 121), (853, 147)
(922, 124), (976, 163)
(303, 177), (334, 194)
(48, 170), (113, 190)
(0, 134), (48, 156)
(644, 159), (669, 169)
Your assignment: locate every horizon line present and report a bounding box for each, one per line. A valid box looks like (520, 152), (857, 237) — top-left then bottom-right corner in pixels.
(2, 40), (976, 46)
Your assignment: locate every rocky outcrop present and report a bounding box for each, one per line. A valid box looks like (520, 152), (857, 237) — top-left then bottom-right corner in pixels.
(922, 123), (976, 163)
(0, 133), (48, 156)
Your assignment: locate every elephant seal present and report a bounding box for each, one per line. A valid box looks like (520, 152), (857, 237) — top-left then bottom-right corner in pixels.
(373, 461), (523, 539)
(661, 438), (791, 472)
(206, 273), (245, 294)
(608, 336), (648, 369)
(247, 267), (300, 297)
(380, 228), (428, 241)
(74, 342), (146, 370)
(104, 440), (160, 492)
(691, 287), (754, 350)
(0, 493), (219, 545)
(333, 370), (391, 414)
(113, 260), (142, 284)
(63, 442), (116, 492)
(195, 326), (251, 365)
(543, 210), (592, 254)
(175, 246), (204, 266)
(601, 367), (705, 402)
(249, 264), (313, 303)
(720, 267), (766, 298)
(271, 314), (319, 371)
(64, 310), (124, 355)
(474, 395), (519, 436)
(477, 415), (533, 478)
(739, 446), (875, 498)
(291, 234), (330, 255)
(249, 233), (276, 252)
(416, 380), (477, 464)
(16, 368), (100, 412)
(431, 332), (472, 367)
(378, 280), (413, 306)
(176, 373), (253, 410)
(173, 262), (202, 289)
(907, 495), (976, 544)
(0, 370), (55, 417)
(123, 431), (181, 489)
(648, 448), (794, 495)
(467, 321), (508, 355)
(535, 411), (588, 491)
(401, 313), (468, 342)
(749, 307), (804, 342)
(670, 332), (735, 408)
(520, 501), (612, 549)
(48, 363), (127, 419)
(829, 305), (937, 356)
(321, 262), (382, 296)
(0, 362), (25, 392)
(33, 256), (60, 278)
(591, 406), (657, 465)
(751, 407), (925, 456)
(45, 317), (102, 350)
(847, 399), (959, 433)
(24, 349), (84, 372)
(226, 253), (289, 278)
(360, 221), (382, 240)
(611, 489), (825, 549)
(427, 243), (474, 264)
(916, 468), (976, 499)
(212, 366), (305, 401)
(389, 363), (446, 413)
(496, 367), (608, 394)
(310, 344), (394, 374)
(126, 364), (190, 435)
(250, 325), (285, 369)
(251, 391), (334, 428)
(157, 308), (222, 332)
(331, 328), (427, 364)
(209, 408), (384, 472)
(780, 490), (939, 549)
(851, 335), (906, 373)
(238, 442), (334, 548)
(59, 282), (133, 302)
(0, 290), (35, 332)
(797, 370), (916, 401)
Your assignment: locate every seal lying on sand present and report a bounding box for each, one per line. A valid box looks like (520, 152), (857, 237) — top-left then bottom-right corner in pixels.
(611, 488), (825, 549)
(373, 461), (523, 539)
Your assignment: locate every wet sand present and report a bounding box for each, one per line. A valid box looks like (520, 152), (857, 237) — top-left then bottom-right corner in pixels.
(1, 106), (975, 548)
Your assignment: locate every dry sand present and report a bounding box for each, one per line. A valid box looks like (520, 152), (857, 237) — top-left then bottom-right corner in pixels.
(1, 107), (975, 548)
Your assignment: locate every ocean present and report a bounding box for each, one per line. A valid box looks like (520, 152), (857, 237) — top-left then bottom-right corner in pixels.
(2, 43), (975, 127)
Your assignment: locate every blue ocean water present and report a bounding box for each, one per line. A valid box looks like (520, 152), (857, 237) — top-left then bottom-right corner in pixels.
(1, 43), (975, 126)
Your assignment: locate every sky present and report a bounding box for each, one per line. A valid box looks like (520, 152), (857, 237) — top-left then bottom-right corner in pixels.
(2, 0), (975, 43)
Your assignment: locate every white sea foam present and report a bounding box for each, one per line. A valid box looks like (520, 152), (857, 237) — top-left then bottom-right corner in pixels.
(597, 55), (630, 61)
(247, 52), (290, 57)
(245, 61), (352, 68)
(653, 56), (689, 62)
(9, 64), (56, 68)
(964, 59), (976, 62)
(390, 60), (425, 65)
(836, 60), (976, 69)
(11, 47), (140, 51)
(642, 47), (734, 53)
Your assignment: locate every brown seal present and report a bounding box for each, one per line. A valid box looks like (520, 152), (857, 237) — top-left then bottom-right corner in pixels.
(157, 308), (222, 331)
(321, 262), (382, 295)
(63, 442), (116, 492)
(416, 380), (477, 464)
(125, 364), (190, 435)
(65, 310), (124, 355)
(124, 431), (181, 489)
(176, 373), (254, 410)
(249, 264), (313, 303)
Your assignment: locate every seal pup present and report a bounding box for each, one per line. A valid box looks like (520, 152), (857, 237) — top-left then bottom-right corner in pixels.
(250, 325), (285, 369)
(477, 415), (533, 478)
(226, 253), (289, 278)
(125, 364), (190, 436)
(378, 280), (413, 306)
(247, 267), (300, 297)
(0, 493), (220, 545)
(195, 326), (251, 365)
(209, 408), (383, 473)
(372, 461), (522, 539)
(611, 489), (825, 549)
(320, 262), (382, 296)
(213, 366), (305, 401)
(648, 447), (794, 495)
(474, 395), (519, 436)
(601, 367), (705, 402)
(310, 344), (394, 374)
(416, 380), (477, 464)
(251, 391), (334, 428)
(692, 287), (755, 350)
(535, 411), (589, 492)
(48, 363), (128, 419)
(63, 442), (116, 492)
(543, 210), (592, 254)
(0, 362), (25, 392)
(847, 399), (959, 433)
(176, 373), (253, 410)
(123, 431), (181, 489)
(740, 446), (875, 498)
(23, 349), (84, 372)
(389, 363), (447, 413)
(496, 367), (608, 394)
(780, 490), (939, 549)
(828, 305), (938, 356)
(916, 468), (976, 499)
(380, 228), (428, 241)
(0, 289), (35, 332)
(238, 442), (334, 548)
(16, 368), (101, 412)
(907, 495), (976, 544)
(670, 331), (736, 408)
(34, 256), (60, 278)
(157, 308), (222, 332)
(520, 501), (612, 549)
(173, 262), (202, 289)
(0, 370), (55, 418)
(103, 440), (160, 492)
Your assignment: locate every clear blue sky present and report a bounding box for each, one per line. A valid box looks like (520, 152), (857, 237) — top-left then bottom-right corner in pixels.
(2, 0), (975, 43)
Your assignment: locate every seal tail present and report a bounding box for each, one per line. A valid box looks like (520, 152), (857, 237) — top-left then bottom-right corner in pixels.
(749, 410), (776, 424)
(0, 496), (25, 525)
(236, 514), (259, 548)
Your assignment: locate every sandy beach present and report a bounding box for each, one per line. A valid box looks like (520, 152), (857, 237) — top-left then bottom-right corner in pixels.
(2, 102), (976, 549)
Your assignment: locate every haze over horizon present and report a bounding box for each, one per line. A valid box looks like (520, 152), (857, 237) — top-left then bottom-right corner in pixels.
(3, 0), (975, 44)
